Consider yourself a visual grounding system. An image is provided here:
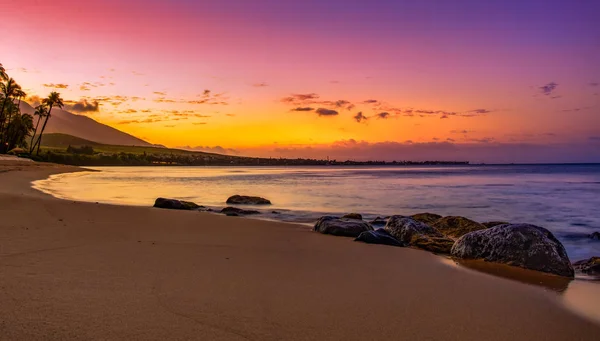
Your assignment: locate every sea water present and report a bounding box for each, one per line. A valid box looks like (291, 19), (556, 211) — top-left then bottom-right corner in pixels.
(33, 164), (600, 260)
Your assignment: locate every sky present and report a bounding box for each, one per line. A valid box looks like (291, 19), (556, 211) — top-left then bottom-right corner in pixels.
(1, 0), (599, 163)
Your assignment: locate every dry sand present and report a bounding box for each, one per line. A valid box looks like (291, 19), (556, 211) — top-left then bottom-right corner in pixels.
(1, 160), (599, 340)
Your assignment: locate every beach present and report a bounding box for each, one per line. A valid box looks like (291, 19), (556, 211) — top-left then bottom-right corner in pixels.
(1, 161), (600, 340)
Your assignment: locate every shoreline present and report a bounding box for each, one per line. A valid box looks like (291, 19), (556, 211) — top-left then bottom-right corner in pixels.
(1, 160), (600, 339)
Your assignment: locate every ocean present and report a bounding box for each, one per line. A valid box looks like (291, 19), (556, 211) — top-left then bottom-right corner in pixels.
(33, 164), (600, 261)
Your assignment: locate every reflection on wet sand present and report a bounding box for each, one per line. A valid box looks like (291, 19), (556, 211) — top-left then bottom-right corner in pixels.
(441, 257), (600, 325)
(441, 257), (573, 292)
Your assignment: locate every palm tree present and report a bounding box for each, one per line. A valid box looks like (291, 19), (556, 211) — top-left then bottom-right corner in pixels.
(15, 88), (26, 107)
(33, 91), (64, 155)
(29, 105), (48, 153)
(0, 78), (19, 146)
(3, 85), (25, 139)
(0, 63), (7, 82)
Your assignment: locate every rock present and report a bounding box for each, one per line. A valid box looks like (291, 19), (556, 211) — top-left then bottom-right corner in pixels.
(225, 212), (239, 217)
(410, 213), (442, 225)
(573, 257), (600, 275)
(432, 216), (487, 239)
(342, 213), (363, 220)
(451, 224), (574, 277)
(220, 207), (261, 215)
(384, 216), (444, 243)
(355, 229), (405, 247)
(412, 236), (455, 254)
(384, 216), (455, 254)
(226, 195), (271, 205)
(482, 221), (509, 228)
(154, 198), (202, 210)
(589, 232), (600, 240)
(370, 217), (388, 227)
(314, 216), (373, 237)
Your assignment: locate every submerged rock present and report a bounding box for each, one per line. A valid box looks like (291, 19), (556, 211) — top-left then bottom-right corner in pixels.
(482, 221), (509, 228)
(226, 195), (271, 205)
(432, 216), (487, 239)
(589, 232), (600, 240)
(314, 216), (373, 237)
(153, 198), (202, 210)
(220, 207), (261, 215)
(410, 213), (442, 225)
(573, 257), (600, 275)
(355, 229), (405, 247)
(384, 216), (455, 254)
(451, 224), (574, 277)
(342, 213), (363, 220)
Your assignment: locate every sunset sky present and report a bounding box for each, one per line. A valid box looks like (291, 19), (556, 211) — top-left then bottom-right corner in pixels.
(2, 0), (599, 162)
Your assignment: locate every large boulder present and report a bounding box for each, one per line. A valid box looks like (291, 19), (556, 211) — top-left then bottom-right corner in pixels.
(226, 195), (271, 205)
(154, 198), (201, 210)
(342, 213), (363, 220)
(451, 224), (574, 277)
(384, 216), (455, 254)
(573, 257), (600, 276)
(314, 216), (373, 237)
(220, 207), (261, 215)
(410, 213), (442, 225)
(432, 216), (487, 239)
(355, 229), (405, 247)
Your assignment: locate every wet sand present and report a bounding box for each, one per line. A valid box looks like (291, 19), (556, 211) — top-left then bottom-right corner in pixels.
(1, 160), (599, 340)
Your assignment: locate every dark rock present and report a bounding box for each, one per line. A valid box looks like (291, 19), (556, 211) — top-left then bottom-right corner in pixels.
(314, 216), (373, 237)
(342, 213), (363, 220)
(225, 212), (239, 217)
(410, 213), (442, 225)
(412, 236), (455, 254)
(271, 211), (280, 214)
(432, 216), (487, 239)
(220, 207), (261, 215)
(589, 232), (600, 240)
(451, 224), (574, 277)
(355, 229), (405, 247)
(482, 221), (509, 228)
(573, 257), (600, 275)
(384, 216), (455, 254)
(154, 198), (202, 210)
(384, 216), (444, 243)
(370, 217), (388, 227)
(226, 195), (271, 205)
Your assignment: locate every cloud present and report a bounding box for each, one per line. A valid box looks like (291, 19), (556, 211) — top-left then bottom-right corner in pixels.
(193, 122), (208, 125)
(363, 99), (378, 104)
(353, 112), (368, 123)
(153, 91), (167, 96)
(450, 130), (473, 134)
(67, 99), (100, 113)
(252, 82), (268, 87)
(26, 95), (42, 106)
(43, 83), (68, 89)
(181, 145), (239, 155)
(334, 100), (350, 108)
(281, 93), (320, 104)
(539, 82), (558, 96)
(315, 108), (339, 116)
(469, 109), (493, 114)
(376, 112), (390, 119)
(561, 107), (592, 112)
(589, 82), (599, 87)
(291, 107), (315, 112)
(590, 136), (600, 141)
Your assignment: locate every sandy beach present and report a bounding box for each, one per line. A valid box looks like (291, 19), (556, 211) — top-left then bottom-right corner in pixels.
(1, 161), (599, 340)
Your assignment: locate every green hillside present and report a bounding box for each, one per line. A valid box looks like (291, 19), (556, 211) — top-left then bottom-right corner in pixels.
(40, 133), (215, 157)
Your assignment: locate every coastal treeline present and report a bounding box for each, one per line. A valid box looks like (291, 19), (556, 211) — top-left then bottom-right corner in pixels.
(0, 62), (63, 155)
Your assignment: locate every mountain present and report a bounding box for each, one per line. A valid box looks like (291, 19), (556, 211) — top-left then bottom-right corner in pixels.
(19, 102), (152, 147)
